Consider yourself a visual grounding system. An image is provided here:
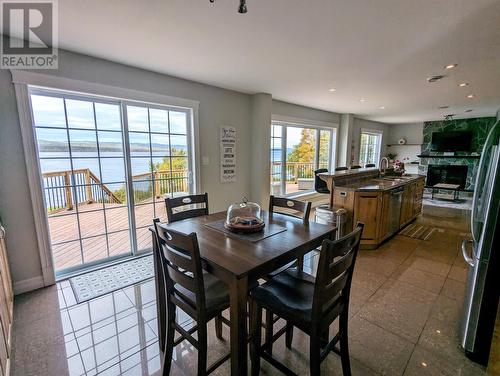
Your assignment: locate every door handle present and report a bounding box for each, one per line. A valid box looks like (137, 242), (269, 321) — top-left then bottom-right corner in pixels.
(461, 239), (475, 267)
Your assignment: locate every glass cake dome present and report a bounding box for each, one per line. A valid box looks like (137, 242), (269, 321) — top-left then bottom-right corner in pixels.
(225, 198), (264, 233)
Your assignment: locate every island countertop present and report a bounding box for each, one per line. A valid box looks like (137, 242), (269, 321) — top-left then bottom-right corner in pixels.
(336, 174), (425, 192)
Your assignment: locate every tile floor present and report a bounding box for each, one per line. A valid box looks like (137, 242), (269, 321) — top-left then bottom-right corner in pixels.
(10, 205), (489, 375)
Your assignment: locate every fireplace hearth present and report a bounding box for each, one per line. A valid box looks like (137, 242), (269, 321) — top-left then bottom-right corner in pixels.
(426, 165), (468, 189)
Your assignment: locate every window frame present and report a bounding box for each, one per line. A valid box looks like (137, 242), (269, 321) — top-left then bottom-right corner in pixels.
(270, 118), (337, 197)
(359, 128), (383, 167)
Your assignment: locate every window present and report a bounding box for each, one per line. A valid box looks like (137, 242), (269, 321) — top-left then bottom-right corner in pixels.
(29, 87), (194, 276)
(270, 121), (335, 196)
(359, 129), (382, 167)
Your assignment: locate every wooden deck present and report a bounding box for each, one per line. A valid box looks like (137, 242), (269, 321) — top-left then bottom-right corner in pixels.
(48, 200), (167, 272)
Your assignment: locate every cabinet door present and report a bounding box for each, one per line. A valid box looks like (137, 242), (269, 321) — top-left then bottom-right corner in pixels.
(413, 180), (424, 216)
(354, 192), (382, 240)
(378, 191), (391, 240)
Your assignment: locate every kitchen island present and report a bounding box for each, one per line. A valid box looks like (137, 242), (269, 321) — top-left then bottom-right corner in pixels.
(319, 169), (425, 249)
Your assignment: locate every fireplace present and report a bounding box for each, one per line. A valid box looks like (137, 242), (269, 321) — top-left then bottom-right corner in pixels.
(426, 165), (468, 188)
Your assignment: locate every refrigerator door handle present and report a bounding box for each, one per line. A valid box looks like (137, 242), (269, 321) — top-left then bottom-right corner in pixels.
(461, 239), (475, 267)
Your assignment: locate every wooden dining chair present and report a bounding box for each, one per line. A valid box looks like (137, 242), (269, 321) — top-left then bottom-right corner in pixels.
(153, 218), (231, 375)
(249, 223), (364, 376)
(269, 195), (311, 222)
(165, 193), (209, 223)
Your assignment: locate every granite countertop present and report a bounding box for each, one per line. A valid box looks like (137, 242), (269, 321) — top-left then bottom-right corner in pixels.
(317, 167), (379, 177)
(336, 174), (425, 192)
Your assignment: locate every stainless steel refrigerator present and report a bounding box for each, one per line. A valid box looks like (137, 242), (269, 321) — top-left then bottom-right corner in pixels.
(461, 119), (500, 365)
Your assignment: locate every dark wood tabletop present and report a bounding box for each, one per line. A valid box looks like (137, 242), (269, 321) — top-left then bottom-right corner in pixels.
(152, 210), (336, 375)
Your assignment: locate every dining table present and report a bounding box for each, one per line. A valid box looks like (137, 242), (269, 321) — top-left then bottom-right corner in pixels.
(150, 210), (336, 375)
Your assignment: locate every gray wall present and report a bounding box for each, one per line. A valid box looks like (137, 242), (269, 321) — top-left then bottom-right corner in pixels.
(272, 100), (340, 124)
(0, 49), (352, 292)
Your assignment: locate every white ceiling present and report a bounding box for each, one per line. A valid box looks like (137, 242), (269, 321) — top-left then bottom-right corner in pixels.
(56, 0), (500, 123)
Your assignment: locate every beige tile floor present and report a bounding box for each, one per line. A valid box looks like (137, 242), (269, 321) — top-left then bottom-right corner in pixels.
(10, 205), (489, 375)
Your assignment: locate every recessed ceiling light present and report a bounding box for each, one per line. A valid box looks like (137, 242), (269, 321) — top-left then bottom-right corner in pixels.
(459, 82), (469, 87)
(427, 75), (446, 83)
(328, 88), (337, 92)
(379, 106), (386, 110)
(467, 94), (475, 99)
(436, 329), (441, 334)
(445, 63), (458, 69)
(359, 98), (366, 102)
(465, 109), (474, 113)
(421, 362), (428, 368)
(438, 105), (450, 109)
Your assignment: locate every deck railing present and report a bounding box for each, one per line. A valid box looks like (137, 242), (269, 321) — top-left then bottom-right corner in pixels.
(42, 168), (188, 213)
(42, 168), (122, 213)
(271, 162), (327, 182)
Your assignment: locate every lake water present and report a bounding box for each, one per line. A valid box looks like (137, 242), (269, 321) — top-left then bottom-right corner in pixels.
(39, 152), (160, 186)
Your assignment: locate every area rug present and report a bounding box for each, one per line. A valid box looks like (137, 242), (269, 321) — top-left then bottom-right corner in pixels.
(399, 224), (437, 240)
(422, 193), (472, 210)
(69, 255), (154, 303)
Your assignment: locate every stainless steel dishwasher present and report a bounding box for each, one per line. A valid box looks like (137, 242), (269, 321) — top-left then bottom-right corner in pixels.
(389, 187), (404, 233)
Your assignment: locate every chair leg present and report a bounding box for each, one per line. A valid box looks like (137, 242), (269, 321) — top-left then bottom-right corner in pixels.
(310, 332), (321, 376)
(162, 306), (176, 376)
(297, 256), (304, 271)
(339, 312), (352, 376)
(215, 313), (223, 340)
(197, 322), (208, 376)
(250, 299), (262, 376)
(285, 321), (293, 349)
(320, 327), (329, 349)
(265, 309), (274, 355)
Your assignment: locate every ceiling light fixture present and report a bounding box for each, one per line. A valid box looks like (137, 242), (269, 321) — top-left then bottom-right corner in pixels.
(379, 106), (386, 110)
(209, 0), (248, 13)
(459, 82), (469, 87)
(328, 88), (337, 92)
(427, 75), (446, 83)
(438, 105), (450, 109)
(465, 109), (474, 113)
(467, 94), (475, 99)
(445, 63), (457, 69)
(359, 98), (366, 102)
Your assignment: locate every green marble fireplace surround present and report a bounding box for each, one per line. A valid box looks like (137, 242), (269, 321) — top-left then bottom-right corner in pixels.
(418, 117), (496, 191)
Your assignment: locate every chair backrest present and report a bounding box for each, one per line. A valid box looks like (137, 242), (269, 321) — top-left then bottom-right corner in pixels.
(314, 168), (329, 193)
(350, 165), (361, 169)
(365, 163), (376, 168)
(311, 223), (364, 322)
(165, 193), (209, 223)
(269, 195), (311, 222)
(335, 166), (348, 172)
(153, 218), (206, 315)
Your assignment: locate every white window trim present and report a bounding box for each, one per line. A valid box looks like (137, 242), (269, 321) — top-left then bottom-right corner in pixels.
(359, 128), (383, 167)
(271, 115), (338, 197)
(12, 70), (201, 287)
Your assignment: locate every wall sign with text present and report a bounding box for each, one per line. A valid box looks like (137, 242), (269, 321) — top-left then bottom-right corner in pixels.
(220, 126), (236, 183)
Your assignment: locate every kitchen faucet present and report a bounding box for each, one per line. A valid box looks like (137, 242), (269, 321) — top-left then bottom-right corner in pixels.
(380, 157), (389, 176)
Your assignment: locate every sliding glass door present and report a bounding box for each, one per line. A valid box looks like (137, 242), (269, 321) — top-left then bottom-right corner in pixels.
(270, 121), (335, 196)
(29, 88), (194, 276)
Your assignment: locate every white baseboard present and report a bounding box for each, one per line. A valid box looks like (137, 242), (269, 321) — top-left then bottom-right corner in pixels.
(13, 275), (45, 295)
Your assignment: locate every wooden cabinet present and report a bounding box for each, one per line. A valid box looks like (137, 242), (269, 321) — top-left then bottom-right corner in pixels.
(378, 191), (391, 241)
(413, 179), (424, 216)
(349, 177), (425, 249)
(400, 182), (416, 226)
(0, 224), (13, 376)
